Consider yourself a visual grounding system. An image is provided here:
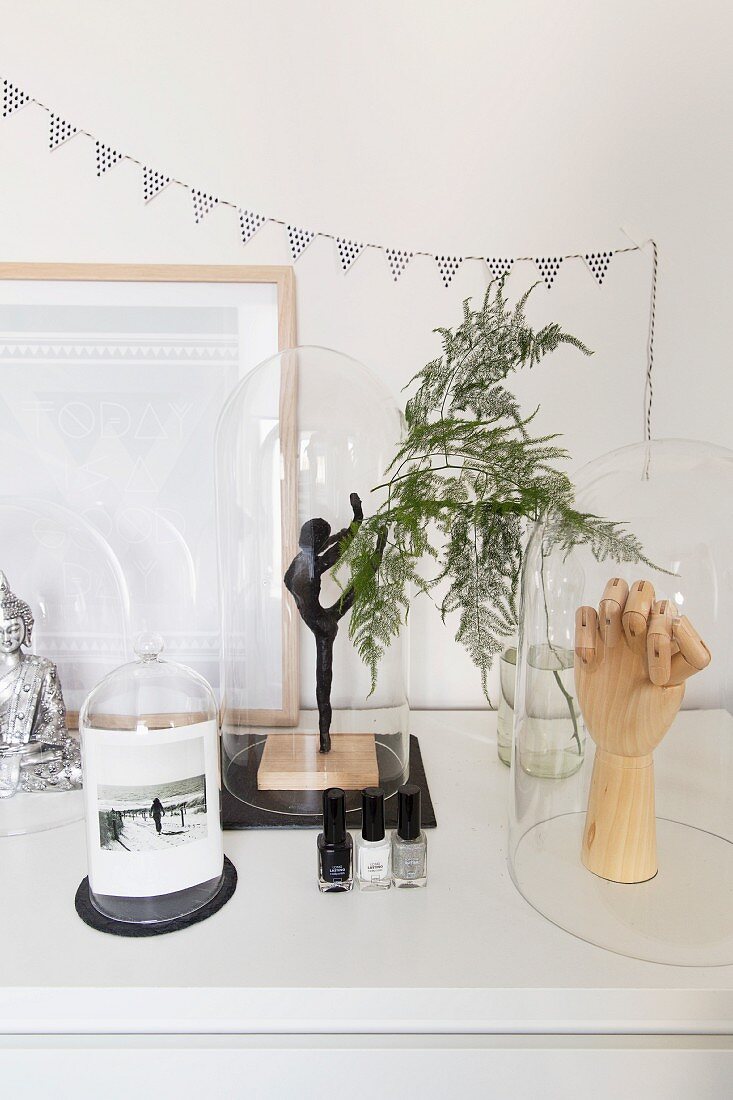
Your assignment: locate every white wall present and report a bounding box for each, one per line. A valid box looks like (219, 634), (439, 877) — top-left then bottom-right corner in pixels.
(1, 1), (730, 707)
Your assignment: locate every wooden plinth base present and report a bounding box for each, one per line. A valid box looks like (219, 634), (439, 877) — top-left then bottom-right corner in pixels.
(257, 733), (379, 791)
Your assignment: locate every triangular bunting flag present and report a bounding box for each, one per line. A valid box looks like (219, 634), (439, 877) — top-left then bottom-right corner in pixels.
(535, 256), (563, 288)
(2, 80), (29, 118)
(192, 189), (218, 223)
(435, 255), (462, 287)
(49, 114), (77, 150)
(96, 141), (124, 176)
(486, 257), (514, 281)
(143, 167), (171, 203)
(238, 208), (266, 244)
(287, 225), (315, 262)
(336, 238), (364, 272)
(385, 249), (413, 282)
(585, 251), (612, 285)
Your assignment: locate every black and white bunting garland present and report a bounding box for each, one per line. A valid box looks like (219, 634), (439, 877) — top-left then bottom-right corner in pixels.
(585, 251), (613, 285)
(336, 238), (364, 273)
(49, 113), (77, 150)
(2, 79), (29, 118)
(143, 168), (171, 203)
(239, 208), (266, 245)
(385, 248), (413, 282)
(192, 189), (218, 224)
(486, 257), (513, 281)
(288, 225), (315, 262)
(1, 76), (651, 296)
(535, 257), (564, 289)
(435, 255), (463, 287)
(96, 141), (124, 176)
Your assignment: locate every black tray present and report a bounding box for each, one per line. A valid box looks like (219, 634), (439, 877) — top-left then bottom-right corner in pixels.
(223, 734), (436, 829)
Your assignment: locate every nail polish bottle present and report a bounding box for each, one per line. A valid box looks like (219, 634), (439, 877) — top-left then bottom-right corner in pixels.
(392, 784), (427, 888)
(317, 787), (353, 892)
(356, 787), (391, 891)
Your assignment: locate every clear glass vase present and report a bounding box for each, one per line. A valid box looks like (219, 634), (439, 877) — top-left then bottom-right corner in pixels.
(512, 530), (586, 780)
(518, 643), (584, 778)
(497, 645), (516, 766)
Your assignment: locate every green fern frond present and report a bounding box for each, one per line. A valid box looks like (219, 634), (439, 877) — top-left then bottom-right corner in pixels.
(335, 278), (648, 697)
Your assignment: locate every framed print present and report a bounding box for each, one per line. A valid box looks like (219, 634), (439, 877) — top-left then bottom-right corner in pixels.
(0, 263), (298, 724)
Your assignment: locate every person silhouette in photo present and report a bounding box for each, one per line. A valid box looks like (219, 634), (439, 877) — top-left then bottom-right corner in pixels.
(150, 796), (165, 834)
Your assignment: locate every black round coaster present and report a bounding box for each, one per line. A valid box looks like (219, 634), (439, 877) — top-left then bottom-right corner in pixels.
(74, 856), (237, 937)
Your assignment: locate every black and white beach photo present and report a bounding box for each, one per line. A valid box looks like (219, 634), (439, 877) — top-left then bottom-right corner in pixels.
(97, 736), (209, 853)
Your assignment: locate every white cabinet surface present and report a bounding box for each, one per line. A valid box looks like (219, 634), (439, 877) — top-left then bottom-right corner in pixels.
(2, 712), (731, 1098)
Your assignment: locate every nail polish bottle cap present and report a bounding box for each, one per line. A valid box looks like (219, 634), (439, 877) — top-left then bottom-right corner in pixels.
(397, 783), (422, 841)
(323, 787), (347, 845)
(361, 786), (385, 842)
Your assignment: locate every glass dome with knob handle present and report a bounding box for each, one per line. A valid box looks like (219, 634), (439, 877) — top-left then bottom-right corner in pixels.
(79, 632), (225, 926)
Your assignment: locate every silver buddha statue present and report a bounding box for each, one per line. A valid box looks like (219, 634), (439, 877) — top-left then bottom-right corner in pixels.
(0, 571), (82, 794)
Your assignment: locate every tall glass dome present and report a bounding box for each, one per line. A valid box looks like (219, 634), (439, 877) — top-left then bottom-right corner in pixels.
(509, 440), (733, 965)
(0, 498), (129, 835)
(216, 347), (409, 822)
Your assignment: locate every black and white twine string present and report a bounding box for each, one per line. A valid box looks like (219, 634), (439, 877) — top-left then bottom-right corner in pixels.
(644, 239), (658, 444)
(641, 239), (658, 479)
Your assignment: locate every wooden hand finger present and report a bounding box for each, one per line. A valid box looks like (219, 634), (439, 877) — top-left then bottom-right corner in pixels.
(647, 599), (676, 686)
(598, 577), (629, 647)
(575, 606), (604, 670)
(622, 579), (655, 656)
(667, 616), (712, 685)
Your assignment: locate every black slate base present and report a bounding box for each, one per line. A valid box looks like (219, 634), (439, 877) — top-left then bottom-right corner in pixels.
(75, 856), (237, 937)
(223, 734), (436, 829)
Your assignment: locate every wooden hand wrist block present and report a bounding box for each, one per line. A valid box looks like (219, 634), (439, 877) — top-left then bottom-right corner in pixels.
(582, 749), (657, 884)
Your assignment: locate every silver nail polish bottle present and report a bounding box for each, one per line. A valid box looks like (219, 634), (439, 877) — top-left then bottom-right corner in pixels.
(392, 783), (427, 888)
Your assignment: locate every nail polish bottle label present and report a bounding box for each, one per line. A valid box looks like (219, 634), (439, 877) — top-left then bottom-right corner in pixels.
(320, 846), (351, 882)
(357, 844), (390, 882)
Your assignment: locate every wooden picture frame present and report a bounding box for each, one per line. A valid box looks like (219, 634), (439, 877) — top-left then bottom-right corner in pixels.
(0, 263), (299, 726)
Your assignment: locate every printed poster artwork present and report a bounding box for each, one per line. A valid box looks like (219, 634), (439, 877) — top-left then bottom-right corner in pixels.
(0, 297), (247, 692)
(97, 736), (209, 853)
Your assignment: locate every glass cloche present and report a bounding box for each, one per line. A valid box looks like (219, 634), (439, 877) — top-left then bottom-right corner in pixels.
(509, 439), (733, 965)
(0, 497), (129, 836)
(216, 346), (410, 822)
(79, 633), (224, 926)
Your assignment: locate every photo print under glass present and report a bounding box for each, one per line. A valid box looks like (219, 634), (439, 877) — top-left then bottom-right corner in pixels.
(96, 735), (209, 854)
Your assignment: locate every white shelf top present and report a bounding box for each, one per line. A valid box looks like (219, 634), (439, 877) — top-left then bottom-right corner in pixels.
(1, 711), (732, 1036)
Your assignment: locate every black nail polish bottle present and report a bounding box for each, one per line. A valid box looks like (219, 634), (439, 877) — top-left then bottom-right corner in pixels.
(317, 787), (353, 892)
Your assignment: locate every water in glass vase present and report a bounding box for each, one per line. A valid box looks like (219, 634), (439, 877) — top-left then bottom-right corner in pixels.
(518, 644), (585, 779)
(497, 646), (517, 767)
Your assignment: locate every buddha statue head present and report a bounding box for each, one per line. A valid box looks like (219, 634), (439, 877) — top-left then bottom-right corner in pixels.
(0, 572), (34, 656)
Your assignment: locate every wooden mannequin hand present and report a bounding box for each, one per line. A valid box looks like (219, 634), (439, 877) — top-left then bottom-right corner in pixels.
(575, 578), (711, 757)
(574, 578), (711, 882)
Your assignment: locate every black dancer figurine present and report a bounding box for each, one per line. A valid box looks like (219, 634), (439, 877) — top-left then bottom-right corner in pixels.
(284, 492), (386, 754)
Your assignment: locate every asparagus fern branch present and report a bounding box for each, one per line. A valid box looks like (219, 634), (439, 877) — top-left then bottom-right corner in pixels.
(336, 279), (654, 695)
